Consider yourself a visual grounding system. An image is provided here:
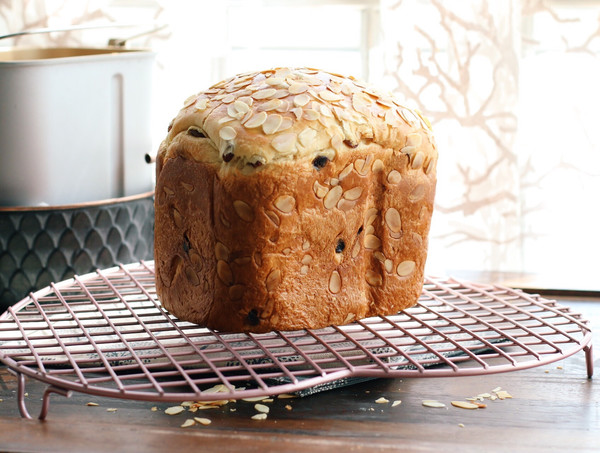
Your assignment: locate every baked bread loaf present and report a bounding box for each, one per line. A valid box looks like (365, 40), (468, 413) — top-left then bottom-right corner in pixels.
(154, 67), (437, 333)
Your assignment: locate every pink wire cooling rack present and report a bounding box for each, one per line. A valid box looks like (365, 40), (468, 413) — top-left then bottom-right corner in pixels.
(0, 261), (593, 420)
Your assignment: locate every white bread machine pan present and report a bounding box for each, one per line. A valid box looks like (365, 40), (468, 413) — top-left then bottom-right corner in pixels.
(0, 32), (156, 207)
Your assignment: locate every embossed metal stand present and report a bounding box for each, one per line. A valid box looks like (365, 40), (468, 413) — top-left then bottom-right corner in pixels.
(0, 261), (593, 420)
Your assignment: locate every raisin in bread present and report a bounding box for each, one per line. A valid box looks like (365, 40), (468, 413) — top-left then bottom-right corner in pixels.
(154, 67), (437, 333)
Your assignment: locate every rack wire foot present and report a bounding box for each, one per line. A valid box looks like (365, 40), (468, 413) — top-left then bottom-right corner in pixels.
(12, 369), (72, 420)
(585, 345), (594, 379)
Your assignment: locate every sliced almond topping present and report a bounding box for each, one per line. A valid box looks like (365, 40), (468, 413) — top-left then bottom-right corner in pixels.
(409, 184), (426, 202)
(298, 128), (317, 148)
(387, 170), (402, 184)
(313, 181), (328, 199)
(222, 94), (236, 104)
(195, 98), (209, 110)
(396, 260), (416, 277)
(227, 104), (244, 119)
(364, 234), (381, 250)
(330, 133), (344, 153)
(385, 208), (402, 233)
(337, 198), (357, 212)
(292, 107), (303, 119)
(401, 145), (416, 155)
(263, 114), (283, 135)
(219, 126), (237, 141)
(385, 109), (402, 126)
(266, 269), (282, 292)
(251, 413), (267, 420)
(303, 109), (320, 121)
(320, 104), (334, 117)
(366, 271), (383, 287)
(406, 132), (423, 147)
(172, 208), (183, 228)
(219, 116), (235, 125)
(365, 207), (378, 222)
(185, 266), (200, 286)
(343, 187), (363, 201)
(354, 158), (369, 176)
(181, 182), (194, 192)
(271, 89), (288, 99)
(426, 158), (436, 175)
(384, 259), (394, 273)
(217, 260), (234, 286)
(411, 151), (425, 170)
(271, 133), (297, 154)
(265, 210), (280, 227)
(278, 118), (293, 132)
(274, 195), (296, 213)
(265, 76), (286, 86)
(372, 159), (384, 172)
(329, 270), (342, 294)
(234, 100), (250, 114)
(259, 99), (283, 112)
(319, 90), (344, 102)
(244, 111), (268, 128)
(344, 313), (356, 324)
(293, 93), (310, 107)
(373, 251), (385, 262)
(215, 242), (229, 261)
(399, 107), (419, 126)
(323, 185), (343, 210)
(241, 110), (255, 126)
(288, 82), (308, 94)
(233, 200), (254, 222)
(252, 88), (277, 100)
(338, 163), (353, 181)
(238, 95), (253, 106)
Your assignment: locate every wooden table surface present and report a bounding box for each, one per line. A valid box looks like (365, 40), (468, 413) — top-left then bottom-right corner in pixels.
(0, 293), (598, 453)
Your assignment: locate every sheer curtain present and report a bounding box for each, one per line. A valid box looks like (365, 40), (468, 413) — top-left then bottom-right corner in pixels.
(2, 0), (599, 287)
(377, 0), (600, 287)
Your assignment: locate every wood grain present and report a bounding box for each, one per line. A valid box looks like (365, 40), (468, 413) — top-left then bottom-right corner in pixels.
(0, 298), (598, 453)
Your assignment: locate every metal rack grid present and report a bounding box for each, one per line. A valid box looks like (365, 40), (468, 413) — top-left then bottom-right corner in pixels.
(0, 261), (593, 420)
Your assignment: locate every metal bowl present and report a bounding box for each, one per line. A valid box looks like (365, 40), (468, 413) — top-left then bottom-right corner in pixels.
(0, 191), (154, 312)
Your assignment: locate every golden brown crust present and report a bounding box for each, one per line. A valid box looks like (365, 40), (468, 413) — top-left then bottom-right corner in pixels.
(154, 67), (437, 333)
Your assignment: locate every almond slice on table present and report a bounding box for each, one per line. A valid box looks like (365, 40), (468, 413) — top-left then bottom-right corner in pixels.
(422, 400), (446, 408)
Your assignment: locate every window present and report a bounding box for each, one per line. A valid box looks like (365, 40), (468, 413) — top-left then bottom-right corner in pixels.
(2, 0), (598, 290)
